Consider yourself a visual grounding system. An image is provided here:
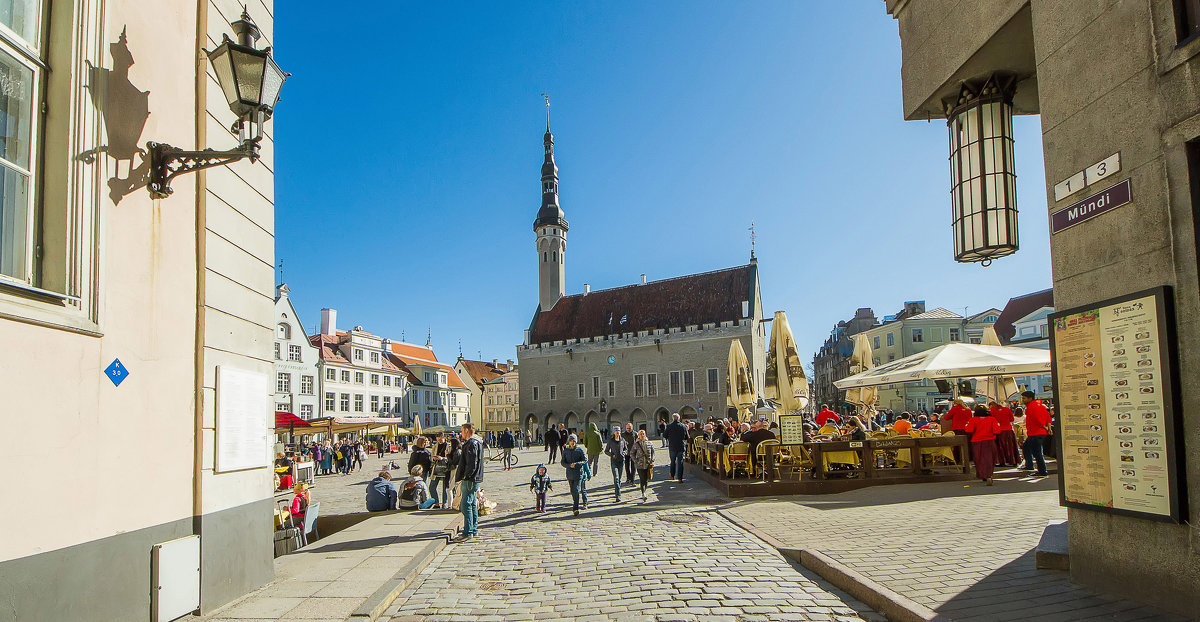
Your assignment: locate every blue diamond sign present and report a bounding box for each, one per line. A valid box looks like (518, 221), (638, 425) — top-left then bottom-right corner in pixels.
(104, 358), (129, 387)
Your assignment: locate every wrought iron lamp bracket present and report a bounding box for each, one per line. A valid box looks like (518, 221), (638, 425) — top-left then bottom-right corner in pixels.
(147, 137), (261, 199)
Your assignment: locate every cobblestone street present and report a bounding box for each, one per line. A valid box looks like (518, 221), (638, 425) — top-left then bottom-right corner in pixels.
(384, 448), (874, 622)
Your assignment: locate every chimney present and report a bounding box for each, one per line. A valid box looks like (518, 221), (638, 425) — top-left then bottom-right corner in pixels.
(506, 359), (514, 368)
(523, 329), (531, 345)
(741, 300), (750, 318)
(640, 274), (646, 285)
(492, 358), (498, 367)
(321, 308), (337, 336)
(584, 284), (590, 295)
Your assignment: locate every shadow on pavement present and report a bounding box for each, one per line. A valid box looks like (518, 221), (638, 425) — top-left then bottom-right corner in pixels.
(721, 476), (1062, 512)
(298, 530), (449, 554)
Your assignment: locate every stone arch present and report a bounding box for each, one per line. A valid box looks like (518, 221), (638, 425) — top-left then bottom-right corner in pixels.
(525, 413), (540, 436)
(630, 408), (649, 434)
(605, 409), (623, 432)
(544, 412), (557, 429)
(583, 410), (598, 433)
(564, 411), (579, 435)
(679, 405), (697, 421)
(654, 407), (671, 436)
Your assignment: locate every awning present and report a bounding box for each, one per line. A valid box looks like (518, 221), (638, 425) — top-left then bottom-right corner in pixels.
(275, 411), (311, 429)
(834, 343), (1050, 389)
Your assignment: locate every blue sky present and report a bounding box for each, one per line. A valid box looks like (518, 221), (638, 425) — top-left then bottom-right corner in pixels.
(273, 2), (1051, 365)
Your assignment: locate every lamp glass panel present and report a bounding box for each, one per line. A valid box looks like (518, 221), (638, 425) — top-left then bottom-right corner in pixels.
(260, 56), (285, 110)
(208, 46), (239, 109)
(230, 48), (266, 105)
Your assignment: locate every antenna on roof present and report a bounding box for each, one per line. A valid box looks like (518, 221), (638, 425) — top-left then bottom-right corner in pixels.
(276, 259), (283, 287)
(458, 339), (462, 358)
(426, 327), (432, 348)
(541, 92), (550, 130)
(749, 223), (756, 259)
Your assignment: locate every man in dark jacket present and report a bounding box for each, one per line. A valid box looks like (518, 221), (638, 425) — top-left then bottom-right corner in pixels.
(560, 434), (588, 516)
(604, 427), (628, 503)
(664, 413), (690, 482)
(545, 425), (560, 464)
(499, 428), (516, 471)
(365, 471), (397, 511)
(454, 423), (485, 541)
(621, 423), (636, 485)
(658, 421), (667, 447)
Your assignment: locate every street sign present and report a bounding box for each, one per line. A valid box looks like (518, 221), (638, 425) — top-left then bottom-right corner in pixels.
(1051, 179), (1132, 234)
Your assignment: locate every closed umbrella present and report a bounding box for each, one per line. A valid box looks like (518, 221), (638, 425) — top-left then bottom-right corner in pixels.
(764, 310), (810, 415)
(727, 340), (756, 422)
(845, 335), (878, 419)
(976, 327), (1019, 402)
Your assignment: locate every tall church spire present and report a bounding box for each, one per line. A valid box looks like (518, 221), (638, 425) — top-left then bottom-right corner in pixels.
(534, 96), (567, 310)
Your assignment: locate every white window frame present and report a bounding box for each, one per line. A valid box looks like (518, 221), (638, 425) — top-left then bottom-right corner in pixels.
(370, 351), (379, 363)
(276, 373), (290, 393)
(912, 328), (924, 343)
(355, 372), (364, 384)
(340, 393), (350, 411)
(325, 392), (335, 411)
(354, 394), (364, 412)
(288, 344), (302, 362)
(300, 375), (313, 395)
(299, 404), (313, 419)
(327, 367), (336, 381)
(354, 349), (363, 361)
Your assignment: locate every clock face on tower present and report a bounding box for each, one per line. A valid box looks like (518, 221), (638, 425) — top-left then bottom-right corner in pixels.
(607, 355), (616, 365)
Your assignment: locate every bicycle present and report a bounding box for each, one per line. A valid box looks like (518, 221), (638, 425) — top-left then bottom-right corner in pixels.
(487, 446), (519, 469)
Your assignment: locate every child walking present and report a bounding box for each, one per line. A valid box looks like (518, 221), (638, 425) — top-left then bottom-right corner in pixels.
(530, 464), (553, 512)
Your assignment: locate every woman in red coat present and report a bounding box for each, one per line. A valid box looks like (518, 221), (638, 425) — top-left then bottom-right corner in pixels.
(965, 405), (1001, 485)
(988, 400), (1019, 466)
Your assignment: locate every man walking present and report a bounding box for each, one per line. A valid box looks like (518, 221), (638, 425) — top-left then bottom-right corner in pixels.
(454, 423), (484, 541)
(621, 423), (636, 485)
(604, 427), (628, 503)
(545, 424), (560, 464)
(499, 428), (516, 471)
(658, 420), (668, 448)
(561, 434), (588, 516)
(584, 422), (604, 475)
(1020, 391), (1051, 476)
(664, 413), (690, 482)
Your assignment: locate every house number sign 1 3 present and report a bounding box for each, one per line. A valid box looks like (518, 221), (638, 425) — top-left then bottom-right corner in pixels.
(1054, 152), (1121, 202)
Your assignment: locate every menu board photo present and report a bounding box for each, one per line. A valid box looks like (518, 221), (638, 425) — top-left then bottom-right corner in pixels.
(216, 366), (272, 473)
(1049, 286), (1184, 523)
(778, 414), (805, 445)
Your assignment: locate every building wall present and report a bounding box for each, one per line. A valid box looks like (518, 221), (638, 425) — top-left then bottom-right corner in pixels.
(319, 361), (409, 417)
(274, 291), (319, 418)
(888, 0), (1200, 612)
(0, 1), (277, 619)
(483, 370), (521, 432)
(453, 360), (485, 424)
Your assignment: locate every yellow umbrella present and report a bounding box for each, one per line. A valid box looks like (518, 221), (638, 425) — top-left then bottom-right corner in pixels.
(412, 412), (422, 437)
(764, 310), (809, 415)
(727, 339), (756, 422)
(976, 327), (1019, 401)
(845, 335), (878, 418)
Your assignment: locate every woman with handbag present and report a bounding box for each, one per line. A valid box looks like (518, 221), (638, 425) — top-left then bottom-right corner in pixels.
(429, 436), (453, 508)
(630, 429), (655, 502)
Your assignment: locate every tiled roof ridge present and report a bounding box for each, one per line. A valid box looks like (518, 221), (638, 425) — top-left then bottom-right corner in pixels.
(558, 263), (753, 299)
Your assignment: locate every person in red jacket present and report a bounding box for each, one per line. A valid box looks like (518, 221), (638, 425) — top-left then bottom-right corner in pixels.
(988, 399), (1019, 466)
(965, 405), (1001, 484)
(946, 398), (973, 435)
(815, 405), (841, 427)
(1020, 391), (1051, 476)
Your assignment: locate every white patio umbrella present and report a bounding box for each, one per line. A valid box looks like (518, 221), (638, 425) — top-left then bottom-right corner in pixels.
(975, 327), (1020, 402)
(764, 311), (810, 414)
(834, 342), (1050, 389)
(844, 334), (878, 418)
(727, 340), (756, 422)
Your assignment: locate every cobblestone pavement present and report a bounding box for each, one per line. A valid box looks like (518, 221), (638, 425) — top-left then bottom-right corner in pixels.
(384, 448), (877, 622)
(719, 478), (1187, 622)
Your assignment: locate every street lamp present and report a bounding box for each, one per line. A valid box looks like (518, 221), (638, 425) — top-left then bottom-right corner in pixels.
(147, 9), (288, 199)
(946, 73), (1019, 266)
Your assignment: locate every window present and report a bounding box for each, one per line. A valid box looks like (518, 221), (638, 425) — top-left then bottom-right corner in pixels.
(682, 370), (694, 394)
(424, 390), (431, 403)
(669, 371), (680, 395)
(298, 404), (312, 419)
(383, 396), (391, 411)
(578, 383), (585, 398)
(549, 385), (557, 399)
(353, 349), (363, 361)
(300, 375), (313, 395)
(340, 393), (350, 411)
(985, 315), (998, 323)
(395, 376), (403, 387)
(608, 380), (615, 397)
(325, 392), (335, 411)
(1039, 324), (1048, 338)
(276, 402), (290, 413)
(354, 394), (364, 412)
(340, 370), (350, 383)
(886, 333), (894, 347)
(355, 372), (364, 384)
(912, 328), (924, 343)
(488, 396), (493, 405)
(592, 376), (600, 398)
(970, 337), (982, 344)
(277, 323), (290, 339)
(647, 373), (658, 397)
(288, 345), (302, 362)
(873, 336), (880, 349)
(949, 327), (961, 341)
(370, 395), (379, 411)
(0, 2), (42, 284)
(439, 373), (446, 385)
(533, 386), (540, 400)
(383, 375), (391, 386)
(274, 343), (281, 360)
(370, 351), (379, 363)
(276, 373), (290, 393)
(370, 373), (379, 385)
(634, 374), (644, 397)
(707, 368), (719, 393)
(889, 354), (895, 362)
(326, 368), (335, 381)
(411, 391), (419, 404)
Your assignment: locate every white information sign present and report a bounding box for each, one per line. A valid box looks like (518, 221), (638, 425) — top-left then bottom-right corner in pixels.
(1053, 171), (1085, 202)
(1085, 152), (1120, 186)
(216, 366), (271, 472)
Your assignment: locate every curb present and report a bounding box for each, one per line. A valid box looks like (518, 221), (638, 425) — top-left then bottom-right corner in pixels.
(716, 509), (949, 622)
(348, 514), (464, 621)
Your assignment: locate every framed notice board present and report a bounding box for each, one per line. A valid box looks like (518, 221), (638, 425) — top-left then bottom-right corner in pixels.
(778, 414), (805, 445)
(1048, 286), (1186, 523)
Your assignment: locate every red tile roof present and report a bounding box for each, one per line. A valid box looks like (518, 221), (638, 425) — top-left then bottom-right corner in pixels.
(456, 359), (517, 388)
(528, 264), (757, 344)
(308, 333), (403, 371)
(387, 342), (469, 389)
(994, 288), (1054, 345)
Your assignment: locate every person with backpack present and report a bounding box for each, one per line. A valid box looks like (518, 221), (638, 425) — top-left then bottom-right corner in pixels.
(530, 464), (553, 513)
(398, 465), (434, 510)
(366, 471), (397, 511)
(561, 434), (589, 516)
(604, 427), (628, 503)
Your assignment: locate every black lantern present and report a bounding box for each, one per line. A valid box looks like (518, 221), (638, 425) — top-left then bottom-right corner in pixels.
(147, 9), (288, 199)
(946, 73), (1018, 266)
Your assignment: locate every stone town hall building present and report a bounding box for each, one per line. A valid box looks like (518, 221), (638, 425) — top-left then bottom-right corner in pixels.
(516, 121), (768, 438)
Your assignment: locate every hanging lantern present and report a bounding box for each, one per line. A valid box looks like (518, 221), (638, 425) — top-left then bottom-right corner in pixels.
(946, 73), (1019, 266)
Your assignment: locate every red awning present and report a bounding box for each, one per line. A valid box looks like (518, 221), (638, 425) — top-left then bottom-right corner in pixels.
(275, 411), (311, 428)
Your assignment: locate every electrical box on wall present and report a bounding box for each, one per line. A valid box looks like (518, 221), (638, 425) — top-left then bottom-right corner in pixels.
(151, 535), (200, 622)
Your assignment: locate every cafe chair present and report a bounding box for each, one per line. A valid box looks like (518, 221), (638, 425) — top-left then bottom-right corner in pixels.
(728, 441), (751, 478)
(787, 445), (814, 478)
(756, 439), (781, 480)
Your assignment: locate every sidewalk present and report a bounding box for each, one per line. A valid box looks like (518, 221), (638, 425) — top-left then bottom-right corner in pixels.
(203, 509), (462, 621)
(718, 477), (1186, 621)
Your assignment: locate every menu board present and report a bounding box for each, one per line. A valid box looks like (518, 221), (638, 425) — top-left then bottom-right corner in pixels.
(1049, 287), (1183, 523)
(778, 414), (805, 445)
(216, 366), (272, 473)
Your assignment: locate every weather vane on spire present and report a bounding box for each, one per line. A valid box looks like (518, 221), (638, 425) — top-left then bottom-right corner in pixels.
(541, 92), (550, 130)
(749, 222), (757, 259)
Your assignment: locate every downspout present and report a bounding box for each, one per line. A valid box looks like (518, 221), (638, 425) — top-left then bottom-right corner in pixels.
(191, 0), (208, 536)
